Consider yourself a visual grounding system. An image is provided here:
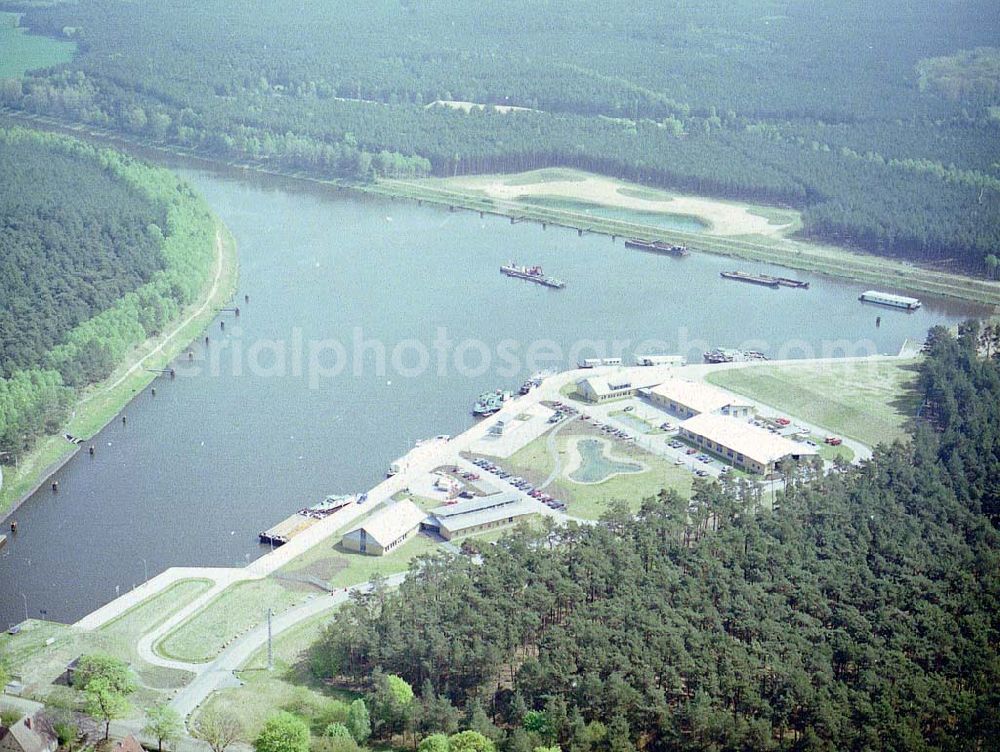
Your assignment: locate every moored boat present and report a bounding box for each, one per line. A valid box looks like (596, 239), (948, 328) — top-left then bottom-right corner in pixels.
(720, 270), (781, 288)
(624, 238), (689, 257)
(500, 262), (565, 288)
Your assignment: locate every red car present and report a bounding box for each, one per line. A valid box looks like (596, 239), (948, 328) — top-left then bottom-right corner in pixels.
(775, 417), (791, 426)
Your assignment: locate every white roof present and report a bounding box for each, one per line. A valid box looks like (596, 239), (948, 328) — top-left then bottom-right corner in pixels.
(430, 491), (520, 519)
(860, 290), (921, 305)
(579, 368), (664, 397)
(649, 378), (750, 414)
(680, 413), (818, 466)
(345, 499), (426, 547)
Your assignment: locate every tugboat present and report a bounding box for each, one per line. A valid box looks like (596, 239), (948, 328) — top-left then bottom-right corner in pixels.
(624, 239), (689, 257)
(500, 263), (565, 289)
(473, 389), (511, 416)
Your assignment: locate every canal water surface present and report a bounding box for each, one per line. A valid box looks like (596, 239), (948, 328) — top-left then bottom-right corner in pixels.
(0, 164), (986, 625)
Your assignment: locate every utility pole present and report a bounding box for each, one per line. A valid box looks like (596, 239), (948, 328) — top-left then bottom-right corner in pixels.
(267, 607), (273, 671)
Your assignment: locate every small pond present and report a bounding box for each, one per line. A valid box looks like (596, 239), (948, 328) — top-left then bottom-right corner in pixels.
(569, 438), (644, 484)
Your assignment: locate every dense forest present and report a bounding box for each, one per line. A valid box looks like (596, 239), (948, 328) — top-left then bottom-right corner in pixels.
(0, 127), (217, 462)
(0, 0), (998, 271)
(310, 329), (1000, 751)
(0, 133), (166, 376)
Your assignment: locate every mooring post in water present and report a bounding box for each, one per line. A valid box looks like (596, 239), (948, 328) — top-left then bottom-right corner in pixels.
(245, 293), (249, 304)
(89, 445), (95, 456)
(578, 228), (583, 237)
(10, 520), (17, 533)
(220, 320), (225, 331)
(51, 481), (58, 492)
(151, 388), (156, 397)
(170, 368), (176, 378)
(188, 351), (194, 360)
(205, 335), (209, 345)
(122, 415), (127, 426)
(235, 307), (240, 317)
(876, 316), (881, 328)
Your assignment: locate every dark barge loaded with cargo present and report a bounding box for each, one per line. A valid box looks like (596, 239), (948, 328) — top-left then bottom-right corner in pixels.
(624, 238), (690, 257)
(500, 262), (565, 288)
(720, 270), (809, 289)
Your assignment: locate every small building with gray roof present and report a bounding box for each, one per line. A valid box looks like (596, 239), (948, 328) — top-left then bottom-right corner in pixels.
(424, 491), (537, 540)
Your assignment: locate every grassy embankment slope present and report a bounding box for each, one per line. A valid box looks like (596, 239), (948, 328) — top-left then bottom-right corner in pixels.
(707, 359), (922, 447)
(0, 578), (211, 709)
(370, 169), (1000, 307)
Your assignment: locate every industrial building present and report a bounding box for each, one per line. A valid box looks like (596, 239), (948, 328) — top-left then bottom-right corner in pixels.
(645, 378), (753, 419)
(678, 413), (818, 475)
(341, 499), (427, 556)
(577, 370), (664, 403)
(424, 491), (537, 540)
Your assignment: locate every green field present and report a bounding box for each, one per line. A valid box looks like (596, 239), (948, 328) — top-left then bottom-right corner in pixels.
(0, 12), (75, 77)
(707, 359), (921, 447)
(281, 531), (440, 589)
(503, 427), (693, 519)
(195, 609), (358, 738)
(154, 578), (301, 664)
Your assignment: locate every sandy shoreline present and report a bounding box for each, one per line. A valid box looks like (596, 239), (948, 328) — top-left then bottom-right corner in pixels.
(448, 172), (794, 237)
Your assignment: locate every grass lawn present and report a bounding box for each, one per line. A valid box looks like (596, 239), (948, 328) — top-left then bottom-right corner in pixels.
(707, 359), (921, 447)
(195, 605), (359, 738)
(504, 427), (693, 520)
(0, 12), (75, 78)
(280, 530), (441, 590)
(154, 578), (302, 664)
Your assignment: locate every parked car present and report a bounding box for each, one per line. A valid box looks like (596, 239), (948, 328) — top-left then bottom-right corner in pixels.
(686, 448), (698, 455)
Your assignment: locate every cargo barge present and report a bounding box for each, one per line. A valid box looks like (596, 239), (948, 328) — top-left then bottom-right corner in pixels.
(720, 271), (780, 288)
(259, 494), (357, 546)
(859, 290), (921, 310)
(624, 239), (690, 257)
(501, 263), (565, 289)
(720, 271), (809, 289)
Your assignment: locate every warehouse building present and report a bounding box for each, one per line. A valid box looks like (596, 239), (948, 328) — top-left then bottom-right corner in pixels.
(341, 499), (427, 556)
(424, 491), (537, 540)
(577, 370), (664, 403)
(645, 378), (753, 419)
(678, 413), (818, 475)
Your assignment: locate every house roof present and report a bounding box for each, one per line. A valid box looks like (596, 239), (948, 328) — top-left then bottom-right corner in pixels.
(0, 715), (57, 752)
(680, 413), (818, 466)
(649, 378), (750, 414)
(114, 736), (144, 752)
(344, 499), (426, 547)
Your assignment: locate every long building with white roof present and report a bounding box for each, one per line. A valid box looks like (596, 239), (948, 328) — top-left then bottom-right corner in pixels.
(341, 499), (427, 556)
(679, 413), (818, 475)
(646, 377), (753, 419)
(424, 491), (537, 540)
